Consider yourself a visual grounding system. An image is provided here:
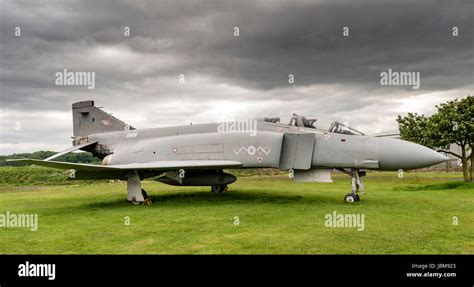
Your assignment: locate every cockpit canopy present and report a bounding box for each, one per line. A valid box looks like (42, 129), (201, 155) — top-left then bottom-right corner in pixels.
(263, 114), (364, 135)
(288, 113), (317, 128)
(328, 121), (365, 136)
(263, 113), (317, 128)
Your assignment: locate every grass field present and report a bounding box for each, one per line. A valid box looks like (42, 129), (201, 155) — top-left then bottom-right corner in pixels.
(0, 167), (473, 254)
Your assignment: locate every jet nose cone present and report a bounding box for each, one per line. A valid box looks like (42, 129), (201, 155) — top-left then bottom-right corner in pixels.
(379, 139), (449, 170)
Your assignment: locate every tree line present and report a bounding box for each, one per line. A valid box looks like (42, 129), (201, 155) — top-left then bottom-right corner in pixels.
(0, 151), (101, 166)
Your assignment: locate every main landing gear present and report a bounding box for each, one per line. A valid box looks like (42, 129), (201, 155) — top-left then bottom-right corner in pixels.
(132, 189), (152, 205)
(127, 172), (152, 205)
(337, 168), (366, 203)
(211, 184), (228, 193)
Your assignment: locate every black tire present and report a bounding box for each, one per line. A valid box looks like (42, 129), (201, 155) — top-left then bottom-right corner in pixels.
(344, 193), (357, 203)
(211, 185), (222, 193)
(211, 185), (228, 193)
(132, 198), (141, 205)
(354, 194), (360, 201)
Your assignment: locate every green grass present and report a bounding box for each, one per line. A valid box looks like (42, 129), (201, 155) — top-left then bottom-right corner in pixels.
(0, 166), (93, 186)
(0, 167), (473, 254)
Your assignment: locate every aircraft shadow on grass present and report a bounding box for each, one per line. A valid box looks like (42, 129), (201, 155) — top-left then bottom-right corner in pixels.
(82, 189), (342, 209)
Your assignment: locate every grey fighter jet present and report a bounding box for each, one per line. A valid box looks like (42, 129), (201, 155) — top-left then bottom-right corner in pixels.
(9, 101), (448, 204)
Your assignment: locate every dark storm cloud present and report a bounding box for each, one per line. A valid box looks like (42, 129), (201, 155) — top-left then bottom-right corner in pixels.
(0, 0), (472, 153)
(2, 0), (473, 93)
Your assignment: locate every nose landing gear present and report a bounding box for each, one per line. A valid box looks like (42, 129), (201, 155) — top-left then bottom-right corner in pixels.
(338, 168), (366, 203)
(344, 193), (360, 203)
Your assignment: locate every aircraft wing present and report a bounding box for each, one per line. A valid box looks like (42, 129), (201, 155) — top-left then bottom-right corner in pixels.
(7, 159), (242, 171)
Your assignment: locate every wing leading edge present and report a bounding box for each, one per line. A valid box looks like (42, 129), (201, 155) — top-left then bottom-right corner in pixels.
(7, 159), (242, 171)
(7, 159), (242, 180)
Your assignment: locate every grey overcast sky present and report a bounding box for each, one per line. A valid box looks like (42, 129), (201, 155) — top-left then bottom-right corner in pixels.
(0, 0), (473, 154)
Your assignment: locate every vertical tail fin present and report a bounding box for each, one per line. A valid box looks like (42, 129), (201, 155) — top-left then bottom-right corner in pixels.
(72, 101), (135, 137)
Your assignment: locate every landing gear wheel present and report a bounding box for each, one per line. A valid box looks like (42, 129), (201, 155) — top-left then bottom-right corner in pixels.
(132, 198), (141, 205)
(344, 193), (358, 203)
(132, 189), (152, 205)
(337, 168), (366, 202)
(211, 184), (228, 193)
